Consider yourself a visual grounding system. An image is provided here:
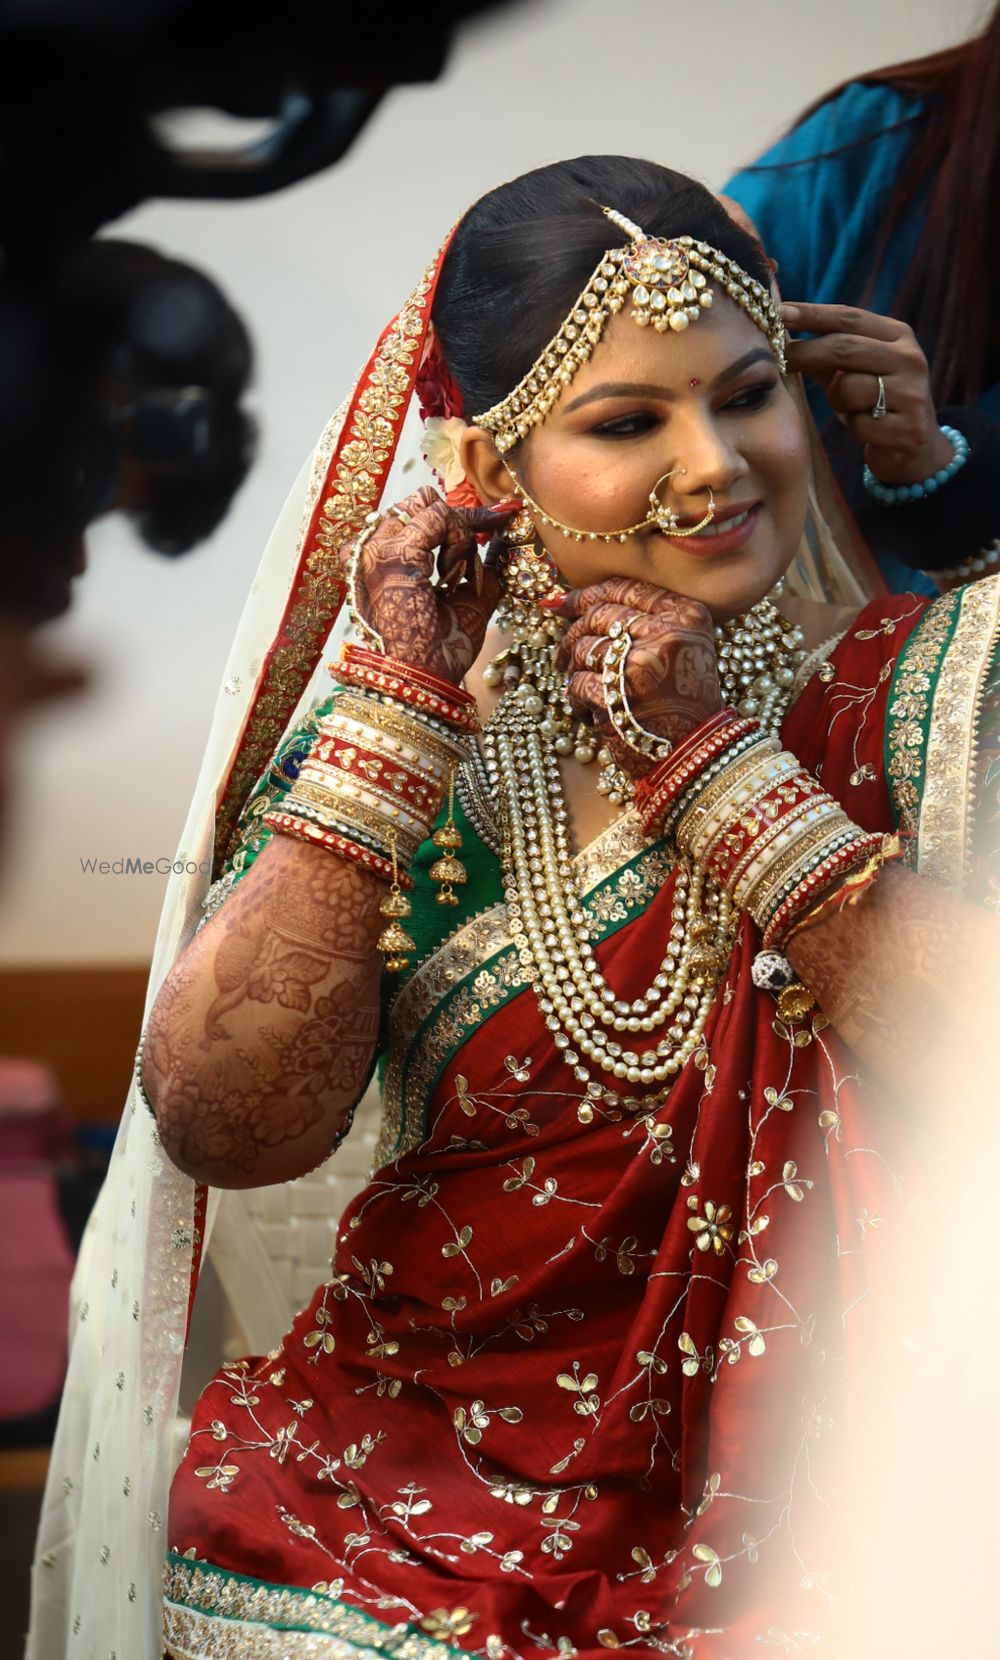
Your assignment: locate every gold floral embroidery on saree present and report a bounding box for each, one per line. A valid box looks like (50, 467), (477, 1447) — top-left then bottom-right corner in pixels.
(378, 815), (663, 1166)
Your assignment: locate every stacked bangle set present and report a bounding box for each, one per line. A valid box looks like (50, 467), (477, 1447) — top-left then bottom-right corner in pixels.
(263, 646), (476, 970)
(635, 709), (899, 954)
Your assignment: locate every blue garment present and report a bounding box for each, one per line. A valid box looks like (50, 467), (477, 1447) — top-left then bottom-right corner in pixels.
(725, 81), (1000, 593)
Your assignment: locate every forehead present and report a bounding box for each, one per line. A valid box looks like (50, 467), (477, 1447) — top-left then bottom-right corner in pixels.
(554, 294), (773, 405)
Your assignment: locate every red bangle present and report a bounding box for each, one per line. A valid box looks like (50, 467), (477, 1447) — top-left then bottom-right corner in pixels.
(349, 646), (477, 708)
(332, 644), (480, 731)
(263, 810), (404, 887)
(309, 737), (443, 818)
(706, 775), (827, 889)
(761, 833), (885, 950)
(635, 713), (760, 837)
(773, 833), (905, 949)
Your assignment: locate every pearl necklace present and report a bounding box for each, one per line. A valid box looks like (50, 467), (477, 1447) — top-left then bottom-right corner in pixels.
(482, 704), (737, 1109)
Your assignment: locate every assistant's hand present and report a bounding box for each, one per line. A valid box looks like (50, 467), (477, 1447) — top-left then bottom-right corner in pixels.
(555, 578), (721, 782)
(783, 301), (954, 487)
(354, 487), (516, 685)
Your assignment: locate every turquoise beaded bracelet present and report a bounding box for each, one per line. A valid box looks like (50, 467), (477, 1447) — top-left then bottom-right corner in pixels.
(863, 423), (970, 503)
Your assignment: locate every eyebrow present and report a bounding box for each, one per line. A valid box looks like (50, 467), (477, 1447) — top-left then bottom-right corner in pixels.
(562, 347), (776, 414)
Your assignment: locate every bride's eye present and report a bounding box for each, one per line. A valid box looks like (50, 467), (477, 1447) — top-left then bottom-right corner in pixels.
(724, 379), (776, 412)
(589, 411), (658, 438)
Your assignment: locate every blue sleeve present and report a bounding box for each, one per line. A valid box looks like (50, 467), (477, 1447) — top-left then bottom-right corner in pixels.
(723, 82), (926, 314)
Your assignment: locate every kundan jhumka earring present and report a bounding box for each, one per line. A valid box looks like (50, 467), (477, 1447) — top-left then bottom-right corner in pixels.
(483, 510), (579, 753)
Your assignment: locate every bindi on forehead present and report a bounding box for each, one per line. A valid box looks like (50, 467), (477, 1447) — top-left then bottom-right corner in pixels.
(689, 377), (700, 389)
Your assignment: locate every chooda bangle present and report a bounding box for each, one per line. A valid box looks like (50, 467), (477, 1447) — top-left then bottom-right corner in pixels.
(332, 643), (481, 733)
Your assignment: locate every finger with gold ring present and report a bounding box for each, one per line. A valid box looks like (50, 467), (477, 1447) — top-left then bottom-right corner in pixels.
(388, 505), (412, 525)
(870, 374), (888, 420)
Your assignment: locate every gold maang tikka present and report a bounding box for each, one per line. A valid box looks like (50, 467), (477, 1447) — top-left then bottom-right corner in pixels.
(473, 205), (785, 456)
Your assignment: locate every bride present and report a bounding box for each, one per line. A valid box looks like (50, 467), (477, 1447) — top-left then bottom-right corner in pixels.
(29, 155), (1000, 1659)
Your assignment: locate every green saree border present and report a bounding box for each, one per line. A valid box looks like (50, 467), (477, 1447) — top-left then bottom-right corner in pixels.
(885, 575), (1000, 890)
(377, 824), (673, 1167)
(916, 574), (1000, 890)
(884, 588), (962, 847)
(164, 1553), (473, 1660)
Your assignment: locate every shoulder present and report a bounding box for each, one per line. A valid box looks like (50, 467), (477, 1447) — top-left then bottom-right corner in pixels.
(723, 82), (927, 301)
(728, 81), (925, 178)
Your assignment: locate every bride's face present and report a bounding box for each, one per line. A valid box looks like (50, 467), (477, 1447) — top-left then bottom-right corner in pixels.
(503, 297), (809, 623)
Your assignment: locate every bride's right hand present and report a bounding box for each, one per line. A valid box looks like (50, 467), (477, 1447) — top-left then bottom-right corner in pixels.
(353, 486), (517, 686)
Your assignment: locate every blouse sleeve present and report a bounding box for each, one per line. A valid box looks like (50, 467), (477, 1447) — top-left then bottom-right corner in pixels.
(722, 82), (926, 314)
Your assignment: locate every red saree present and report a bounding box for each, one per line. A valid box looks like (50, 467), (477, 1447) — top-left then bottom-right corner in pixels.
(165, 586), (985, 1659)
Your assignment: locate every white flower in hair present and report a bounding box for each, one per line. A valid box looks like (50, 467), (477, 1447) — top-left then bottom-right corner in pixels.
(420, 416), (469, 492)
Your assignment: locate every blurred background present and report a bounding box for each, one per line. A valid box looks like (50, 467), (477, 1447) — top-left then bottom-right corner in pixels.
(0, 0), (986, 1648)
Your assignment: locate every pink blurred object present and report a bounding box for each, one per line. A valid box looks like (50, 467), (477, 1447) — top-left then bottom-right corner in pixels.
(0, 1059), (75, 1422)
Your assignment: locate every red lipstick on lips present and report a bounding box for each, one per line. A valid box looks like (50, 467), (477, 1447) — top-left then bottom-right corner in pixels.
(664, 500), (761, 556)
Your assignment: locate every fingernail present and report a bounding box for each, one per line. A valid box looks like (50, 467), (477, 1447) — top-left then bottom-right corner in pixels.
(537, 594), (567, 611)
(781, 303), (800, 323)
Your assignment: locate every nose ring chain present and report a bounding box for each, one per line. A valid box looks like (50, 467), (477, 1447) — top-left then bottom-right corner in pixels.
(504, 463), (715, 544)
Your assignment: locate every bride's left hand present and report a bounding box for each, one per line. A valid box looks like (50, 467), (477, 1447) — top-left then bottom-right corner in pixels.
(554, 578), (721, 781)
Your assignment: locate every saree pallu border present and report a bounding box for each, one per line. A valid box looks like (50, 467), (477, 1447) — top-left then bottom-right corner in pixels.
(886, 573), (1000, 889)
(164, 1556), (472, 1660)
(377, 818), (672, 1166)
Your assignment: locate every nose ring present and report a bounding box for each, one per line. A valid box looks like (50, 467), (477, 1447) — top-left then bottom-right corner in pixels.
(648, 469), (716, 538)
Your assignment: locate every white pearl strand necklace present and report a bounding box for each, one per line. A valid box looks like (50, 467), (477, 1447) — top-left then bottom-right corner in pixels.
(484, 708), (736, 1108)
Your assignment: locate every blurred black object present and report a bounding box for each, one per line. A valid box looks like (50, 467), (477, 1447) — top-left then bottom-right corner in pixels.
(0, 0), (517, 620)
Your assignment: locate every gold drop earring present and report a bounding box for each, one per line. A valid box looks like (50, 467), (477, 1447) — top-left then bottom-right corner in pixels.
(485, 509), (575, 751)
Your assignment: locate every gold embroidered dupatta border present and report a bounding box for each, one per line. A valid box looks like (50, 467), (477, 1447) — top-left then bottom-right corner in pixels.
(377, 814), (671, 1167)
(164, 1556), (472, 1660)
(887, 573), (1000, 891)
(916, 575), (1000, 890)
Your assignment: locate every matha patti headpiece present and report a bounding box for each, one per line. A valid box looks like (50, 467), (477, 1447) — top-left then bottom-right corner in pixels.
(473, 204), (785, 453)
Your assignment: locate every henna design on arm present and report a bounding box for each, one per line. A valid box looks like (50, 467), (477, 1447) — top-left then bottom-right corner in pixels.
(144, 836), (387, 1187)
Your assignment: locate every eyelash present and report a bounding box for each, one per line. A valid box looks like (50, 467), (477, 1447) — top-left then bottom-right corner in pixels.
(590, 378), (777, 438)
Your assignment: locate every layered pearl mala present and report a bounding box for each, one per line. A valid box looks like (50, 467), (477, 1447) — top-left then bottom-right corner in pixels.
(482, 705), (737, 1111)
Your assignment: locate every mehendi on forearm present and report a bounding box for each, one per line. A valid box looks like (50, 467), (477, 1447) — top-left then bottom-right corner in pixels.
(144, 836), (385, 1188)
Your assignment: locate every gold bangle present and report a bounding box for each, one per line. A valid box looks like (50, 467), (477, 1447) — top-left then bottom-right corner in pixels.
(725, 795), (832, 894)
(329, 694), (470, 773)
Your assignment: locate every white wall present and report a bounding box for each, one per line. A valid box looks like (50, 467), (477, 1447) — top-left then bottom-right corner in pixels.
(0, 0), (984, 963)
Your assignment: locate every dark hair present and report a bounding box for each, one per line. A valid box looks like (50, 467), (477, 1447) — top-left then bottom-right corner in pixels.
(777, 8), (1000, 404)
(432, 156), (773, 420)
